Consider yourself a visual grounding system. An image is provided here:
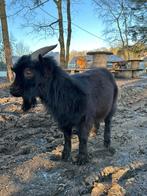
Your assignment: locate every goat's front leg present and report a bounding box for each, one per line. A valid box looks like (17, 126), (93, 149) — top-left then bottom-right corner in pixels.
(77, 125), (89, 165)
(22, 97), (37, 111)
(62, 129), (72, 161)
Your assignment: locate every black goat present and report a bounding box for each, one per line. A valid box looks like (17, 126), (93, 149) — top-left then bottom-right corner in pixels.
(10, 45), (118, 165)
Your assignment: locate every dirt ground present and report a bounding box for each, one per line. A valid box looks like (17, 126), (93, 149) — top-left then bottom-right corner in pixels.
(0, 77), (147, 196)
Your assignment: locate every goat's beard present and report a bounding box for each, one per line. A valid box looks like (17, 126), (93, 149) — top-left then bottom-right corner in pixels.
(22, 97), (37, 112)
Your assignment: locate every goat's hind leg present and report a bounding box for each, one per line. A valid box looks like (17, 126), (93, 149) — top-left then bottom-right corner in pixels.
(104, 111), (115, 154)
(104, 99), (117, 148)
(94, 121), (100, 135)
(104, 114), (112, 148)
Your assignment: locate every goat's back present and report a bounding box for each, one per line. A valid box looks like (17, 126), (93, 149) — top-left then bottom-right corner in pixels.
(72, 68), (118, 121)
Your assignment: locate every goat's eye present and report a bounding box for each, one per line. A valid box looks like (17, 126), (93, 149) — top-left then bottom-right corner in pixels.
(24, 68), (34, 79)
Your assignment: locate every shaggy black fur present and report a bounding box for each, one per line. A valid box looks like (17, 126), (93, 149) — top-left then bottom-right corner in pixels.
(10, 54), (118, 165)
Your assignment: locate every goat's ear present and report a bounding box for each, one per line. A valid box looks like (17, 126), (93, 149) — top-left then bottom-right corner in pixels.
(38, 54), (52, 77)
(37, 54), (45, 76)
(38, 54), (43, 63)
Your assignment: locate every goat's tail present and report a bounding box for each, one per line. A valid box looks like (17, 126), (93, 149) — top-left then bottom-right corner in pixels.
(112, 83), (118, 114)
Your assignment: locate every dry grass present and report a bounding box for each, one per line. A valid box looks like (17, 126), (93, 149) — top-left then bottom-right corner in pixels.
(0, 82), (10, 89)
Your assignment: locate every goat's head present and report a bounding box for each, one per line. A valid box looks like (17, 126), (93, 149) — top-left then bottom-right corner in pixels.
(10, 44), (57, 111)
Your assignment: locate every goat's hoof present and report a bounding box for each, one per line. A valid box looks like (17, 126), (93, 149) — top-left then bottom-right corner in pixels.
(104, 145), (116, 155)
(108, 147), (116, 154)
(50, 154), (61, 161)
(21, 105), (30, 112)
(104, 140), (110, 148)
(62, 152), (72, 162)
(104, 141), (115, 154)
(76, 155), (89, 165)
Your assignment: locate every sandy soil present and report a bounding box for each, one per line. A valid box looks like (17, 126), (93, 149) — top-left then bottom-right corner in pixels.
(0, 77), (147, 196)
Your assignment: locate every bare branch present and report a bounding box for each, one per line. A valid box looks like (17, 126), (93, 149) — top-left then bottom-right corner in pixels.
(8, 0), (50, 17)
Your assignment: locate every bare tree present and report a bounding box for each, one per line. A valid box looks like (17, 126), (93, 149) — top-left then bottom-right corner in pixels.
(128, 0), (147, 44)
(93, 0), (131, 60)
(65, 0), (72, 66)
(54, 0), (66, 67)
(13, 41), (31, 56)
(53, 0), (72, 67)
(0, 0), (13, 81)
(9, 0), (72, 68)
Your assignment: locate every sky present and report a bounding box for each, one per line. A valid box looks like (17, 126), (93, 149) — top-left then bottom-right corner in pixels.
(5, 0), (109, 53)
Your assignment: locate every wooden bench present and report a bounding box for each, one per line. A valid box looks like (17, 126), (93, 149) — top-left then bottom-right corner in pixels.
(114, 68), (145, 78)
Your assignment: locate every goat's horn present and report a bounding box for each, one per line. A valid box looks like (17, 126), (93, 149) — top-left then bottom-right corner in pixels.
(31, 44), (57, 60)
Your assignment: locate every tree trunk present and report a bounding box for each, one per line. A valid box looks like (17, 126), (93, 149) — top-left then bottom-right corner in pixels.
(54, 0), (66, 68)
(121, 1), (130, 60)
(65, 0), (71, 66)
(0, 0), (13, 82)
